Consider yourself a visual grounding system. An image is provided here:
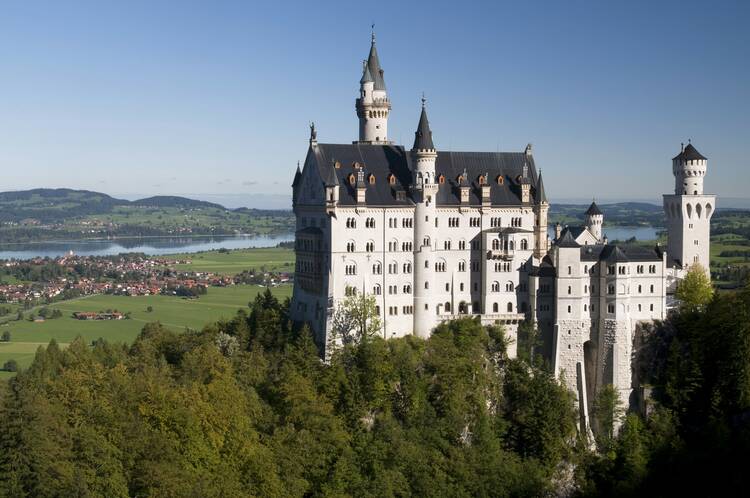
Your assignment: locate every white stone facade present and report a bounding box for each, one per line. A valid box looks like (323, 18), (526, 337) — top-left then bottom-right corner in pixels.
(289, 35), (714, 435)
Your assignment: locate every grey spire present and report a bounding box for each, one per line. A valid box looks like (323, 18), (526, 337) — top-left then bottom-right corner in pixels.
(536, 170), (547, 203)
(366, 32), (386, 91)
(360, 59), (373, 84)
(292, 161), (302, 187)
(412, 99), (435, 151)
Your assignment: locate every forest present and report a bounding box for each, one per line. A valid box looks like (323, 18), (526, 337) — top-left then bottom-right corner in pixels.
(0, 283), (748, 497)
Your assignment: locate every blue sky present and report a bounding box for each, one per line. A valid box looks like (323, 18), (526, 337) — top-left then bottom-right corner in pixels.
(0, 0), (747, 208)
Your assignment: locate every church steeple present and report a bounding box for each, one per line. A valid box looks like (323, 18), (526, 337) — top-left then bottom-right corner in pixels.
(355, 29), (391, 144)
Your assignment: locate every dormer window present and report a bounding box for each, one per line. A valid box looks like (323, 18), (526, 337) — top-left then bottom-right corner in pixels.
(388, 174), (396, 185)
(334, 161), (341, 169)
(438, 174), (445, 184)
(368, 174), (376, 185)
(352, 162), (360, 169)
(478, 175), (486, 185)
(457, 175), (464, 184)
(348, 174), (356, 186)
(496, 175), (504, 185)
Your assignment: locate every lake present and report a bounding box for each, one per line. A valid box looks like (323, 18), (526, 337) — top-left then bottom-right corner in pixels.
(0, 234), (294, 260)
(0, 226), (661, 260)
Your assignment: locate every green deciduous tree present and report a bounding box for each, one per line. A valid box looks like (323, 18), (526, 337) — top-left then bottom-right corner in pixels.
(329, 292), (382, 347)
(675, 263), (714, 312)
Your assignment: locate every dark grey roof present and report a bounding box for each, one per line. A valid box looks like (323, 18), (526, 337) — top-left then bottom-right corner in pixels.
(673, 143), (706, 161)
(535, 171), (547, 203)
(580, 244), (662, 262)
(558, 226), (586, 241)
(413, 106), (435, 150)
(367, 39), (386, 91)
(556, 230), (580, 248)
(307, 143), (544, 207)
(602, 245), (629, 262)
(360, 62), (373, 84)
(313, 143), (413, 206)
(585, 201), (603, 216)
(435, 151), (543, 206)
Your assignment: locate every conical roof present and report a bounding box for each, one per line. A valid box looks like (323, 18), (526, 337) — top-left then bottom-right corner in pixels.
(673, 143), (706, 161)
(366, 37), (386, 91)
(360, 62), (373, 84)
(536, 171), (548, 203)
(291, 163), (302, 187)
(585, 201), (603, 216)
(412, 105), (435, 150)
(556, 229), (580, 248)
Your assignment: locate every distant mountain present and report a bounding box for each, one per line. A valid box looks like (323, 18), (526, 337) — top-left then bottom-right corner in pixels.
(0, 189), (290, 223)
(132, 196), (225, 210)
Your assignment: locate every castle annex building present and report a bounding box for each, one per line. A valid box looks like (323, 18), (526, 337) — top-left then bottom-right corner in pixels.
(290, 34), (716, 430)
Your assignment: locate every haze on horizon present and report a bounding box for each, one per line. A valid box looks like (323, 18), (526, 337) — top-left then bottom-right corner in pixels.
(0, 0), (748, 209)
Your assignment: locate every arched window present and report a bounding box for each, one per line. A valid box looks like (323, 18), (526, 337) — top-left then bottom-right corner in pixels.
(492, 281), (500, 292)
(348, 173), (356, 186)
(388, 174), (396, 185)
(373, 284), (381, 295)
(493, 302), (499, 313)
(478, 174), (486, 185)
(520, 239), (528, 250)
(438, 174), (445, 184)
(445, 302), (451, 313)
(368, 174), (375, 185)
(492, 239), (500, 250)
(496, 175), (504, 185)
(507, 302), (513, 312)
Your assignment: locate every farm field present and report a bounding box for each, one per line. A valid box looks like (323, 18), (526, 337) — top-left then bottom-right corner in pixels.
(0, 284), (292, 379)
(166, 247), (295, 274)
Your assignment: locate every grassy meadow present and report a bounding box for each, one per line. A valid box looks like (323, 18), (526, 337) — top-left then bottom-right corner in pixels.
(166, 247), (295, 274)
(0, 283), (292, 379)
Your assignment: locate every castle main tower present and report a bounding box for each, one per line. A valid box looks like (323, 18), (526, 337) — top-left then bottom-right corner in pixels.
(411, 100), (438, 338)
(355, 32), (391, 144)
(663, 142), (716, 273)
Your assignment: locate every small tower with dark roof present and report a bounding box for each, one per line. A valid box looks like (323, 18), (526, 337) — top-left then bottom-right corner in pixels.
(355, 29), (391, 144)
(411, 97), (438, 339)
(584, 201), (604, 242)
(533, 170), (550, 258)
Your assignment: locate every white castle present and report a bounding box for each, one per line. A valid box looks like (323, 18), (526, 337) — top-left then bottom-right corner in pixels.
(290, 33), (716, 431)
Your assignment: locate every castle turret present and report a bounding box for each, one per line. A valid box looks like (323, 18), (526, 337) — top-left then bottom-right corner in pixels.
(533, 170), (550, 258)
(411, 98), (438, 338)
(355, 31), (391, 144)
(584, 201), (604, 242)
(664, 142), (716, 273)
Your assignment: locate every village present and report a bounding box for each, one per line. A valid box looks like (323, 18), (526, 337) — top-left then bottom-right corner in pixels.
(0, 252), (292, 306)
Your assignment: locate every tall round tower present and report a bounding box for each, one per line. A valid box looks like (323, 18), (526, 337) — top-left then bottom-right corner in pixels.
(663, 142), (716, 273)
(355, 31), (391, 144)
(411, 99), (438, 338)
(584, 201), (604, 242)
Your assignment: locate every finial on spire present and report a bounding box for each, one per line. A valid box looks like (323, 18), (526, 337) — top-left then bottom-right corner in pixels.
(371, 24), (375, 43)
(309, 122), (317, 142)
(421, 92), (426, 108)
(681, 142), (684, 152)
